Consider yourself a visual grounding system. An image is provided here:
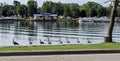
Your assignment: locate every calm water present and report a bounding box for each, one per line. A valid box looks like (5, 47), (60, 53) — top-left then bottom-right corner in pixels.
(0, 21), (120, 46)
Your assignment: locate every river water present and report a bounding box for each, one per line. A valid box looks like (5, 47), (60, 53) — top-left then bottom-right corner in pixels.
(0, 21), (120, 46)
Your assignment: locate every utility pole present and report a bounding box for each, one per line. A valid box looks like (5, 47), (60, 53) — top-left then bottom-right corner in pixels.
(104, 0), (118, 42)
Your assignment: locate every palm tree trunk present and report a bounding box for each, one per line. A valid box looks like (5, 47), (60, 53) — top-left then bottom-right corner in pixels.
(104, 0), (118, 42)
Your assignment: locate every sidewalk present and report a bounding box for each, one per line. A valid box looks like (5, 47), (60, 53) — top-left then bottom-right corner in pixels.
(0, 49), (120, 56)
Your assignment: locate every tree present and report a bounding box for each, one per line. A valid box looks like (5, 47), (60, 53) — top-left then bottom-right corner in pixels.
(69, 3), (80, 18)
(63, 3), (80, 18)
(41, 1), (64, 15)
(1, 5), (15, 16)
(117, 8), (120, 16)
(41, 1), (52, 13)
(104, 0), (118, 42)
(89, 8), (97, 17)
(97, 5), (108, 17)
(13, 0), (20, 6)
(0, 0), (112, 18)
(80, 9), (86, 17)
(63, 5), (70, 17)
(82, 2), (101, 17)
(13, 0), (20, 16)
(105, 6), (112, 17)
(16, 4), (27, 18)
(37, 7), (41, 13)
(52, 2), (64, 15)
(27, 0), (37, 16)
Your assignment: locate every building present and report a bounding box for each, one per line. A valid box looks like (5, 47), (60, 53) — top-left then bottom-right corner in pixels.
(34, 13), (58, 21)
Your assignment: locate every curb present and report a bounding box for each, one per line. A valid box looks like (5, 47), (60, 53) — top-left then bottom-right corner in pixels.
(0, 50), (120, 56)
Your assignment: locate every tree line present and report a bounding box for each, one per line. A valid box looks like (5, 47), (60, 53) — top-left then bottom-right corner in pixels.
(0, 0), (37, 17)
(0, 0), (118, 18)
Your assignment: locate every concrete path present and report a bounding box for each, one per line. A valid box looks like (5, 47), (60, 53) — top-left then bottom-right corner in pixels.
(0, 53), (120, 61)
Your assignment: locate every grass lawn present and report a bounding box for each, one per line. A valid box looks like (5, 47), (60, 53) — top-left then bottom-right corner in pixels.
(0, 42), (120, 52)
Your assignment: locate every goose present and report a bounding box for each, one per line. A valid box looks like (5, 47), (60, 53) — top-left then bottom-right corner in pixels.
(40, 39), (45, 45)
(59, 38), (63, 44)
(77, 38), (80, 43)
(48, 37), (52, 44)
(29, 38), (32, 46)
(66, 38), (70, 44)
(87, 38), (91, 43)
(13, 38), (19, 46)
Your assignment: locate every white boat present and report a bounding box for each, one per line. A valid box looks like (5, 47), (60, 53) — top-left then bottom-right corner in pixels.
(79, 17), (95, 23)
(0, 17), (19, 21)
(79, 17), (111, 23)
(94, 17), (110, 22)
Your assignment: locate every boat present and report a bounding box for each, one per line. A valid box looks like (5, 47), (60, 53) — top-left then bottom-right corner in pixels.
(78, 17), (113, 23)
(79, 17), (95, 23)
(94, 17), (110, 23)
(0, 16), (23, 22)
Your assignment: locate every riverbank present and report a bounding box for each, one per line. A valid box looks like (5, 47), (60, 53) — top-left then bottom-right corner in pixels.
(0, 42), (120, 52)
(0, 42), (120, 56)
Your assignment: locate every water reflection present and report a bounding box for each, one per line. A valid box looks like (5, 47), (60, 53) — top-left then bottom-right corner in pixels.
(0, 21), (120, 46)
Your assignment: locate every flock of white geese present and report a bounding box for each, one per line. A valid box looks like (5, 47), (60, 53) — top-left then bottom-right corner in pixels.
(12, 38), (91, 46)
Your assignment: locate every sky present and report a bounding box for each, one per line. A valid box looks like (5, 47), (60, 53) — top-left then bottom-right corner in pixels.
(0, 0), (110, 7)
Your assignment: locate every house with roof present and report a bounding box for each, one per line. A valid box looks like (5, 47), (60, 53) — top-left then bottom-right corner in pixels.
(34, 13), (58, 21)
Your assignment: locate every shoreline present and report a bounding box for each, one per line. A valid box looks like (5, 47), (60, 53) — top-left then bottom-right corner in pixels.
(0, 43), (119, 56)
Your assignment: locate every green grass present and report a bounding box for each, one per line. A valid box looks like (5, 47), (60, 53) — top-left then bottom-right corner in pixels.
(0, 42), (120, 52)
